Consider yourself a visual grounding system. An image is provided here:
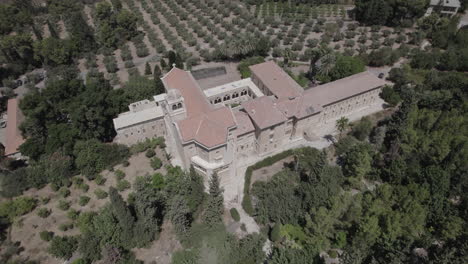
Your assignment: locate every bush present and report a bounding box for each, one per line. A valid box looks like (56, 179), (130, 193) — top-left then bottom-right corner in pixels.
(95, 174), (106, 186)
(57, 200), (70, 211)
(242, 149), (294, 215)
(114, 170), (126, 180)
(67, 209), (80, 220)
(270, 223), (281, 242)
(58, 222), (74, 231)
(150, 157), (163, 170)
(41, 197), (51, 205)
(94, 189), (108, 199)
(122, 160), (130, 167)
(37, 208), (51, 218)
(0, 197), (37, 221)
(48, 236), (78, 260)
(116, 180), (131, 192)
(39, 230), (54, 241)
(78, 196), (91, 206)
(328, 250), (338, 258)
(237, 57), (265, 78)
(59, 187), (71, 198)
(77, 183), (89, 192)
(145, 149), (156, 158)
(230, 208), (240, 222)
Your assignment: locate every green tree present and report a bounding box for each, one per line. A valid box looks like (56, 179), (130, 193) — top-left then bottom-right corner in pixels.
(342, 143), (373, 179)
(144, 62), (152, 75)
(336, 117), (349, 139)
(153, 64), (165, 95)
(168, 195), (191, 237)
(351, 117), (373, 141)
(109, 187), (135, 243)
(203, 173), (224, 227)
(48, 236), (78, 260)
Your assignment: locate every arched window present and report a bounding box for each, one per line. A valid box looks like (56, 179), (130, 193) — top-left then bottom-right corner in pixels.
(172, 104), (177, 110)
(232, 92), (239, 98)
(241, 90), (247, 96)
(223, 94), (231, 101)
(178, 102), (182, 109)
(214, 97), (221, 104)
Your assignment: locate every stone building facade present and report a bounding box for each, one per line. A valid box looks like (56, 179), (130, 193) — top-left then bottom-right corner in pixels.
(113, 61), (387, 182)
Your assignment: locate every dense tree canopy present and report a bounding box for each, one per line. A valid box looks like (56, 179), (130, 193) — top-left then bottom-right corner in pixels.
(355, 0), (429, 26)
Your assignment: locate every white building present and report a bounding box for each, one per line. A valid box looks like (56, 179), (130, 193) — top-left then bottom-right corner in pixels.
(426, 0), (461, 17)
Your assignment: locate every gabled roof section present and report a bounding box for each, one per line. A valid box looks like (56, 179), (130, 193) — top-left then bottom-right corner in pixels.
(303, 71), (387, 107)
(177, 107), (236, 148)
(233, 110), (255, 137)
(5, 98), (25, 156)
(161, 67), (212, 117)
(242, 96), (288, 130)
(277, 95), (322, 120)
(249, 61), (303, 99)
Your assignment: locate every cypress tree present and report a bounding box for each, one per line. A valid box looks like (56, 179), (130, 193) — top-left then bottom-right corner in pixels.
(145, 62), (152, 75)
(153, 65), (165, 95)
(109, 187), (135, 246)
(203, 173), (224, 227)
(160, 58), (167, 70)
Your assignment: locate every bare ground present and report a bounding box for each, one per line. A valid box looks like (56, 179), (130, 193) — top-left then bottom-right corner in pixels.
(9, 148), (169, 263)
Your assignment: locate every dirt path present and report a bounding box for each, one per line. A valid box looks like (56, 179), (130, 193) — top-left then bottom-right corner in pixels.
(83, 5), (96, 29)
(96, 54), (109, 77)
(57, 20), (68, 39)
(136, 1), (173, 52)
(114, 49), (130, 84)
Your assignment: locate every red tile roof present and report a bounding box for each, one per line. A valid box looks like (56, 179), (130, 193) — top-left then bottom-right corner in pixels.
(5, 98), (25, 156)
(249, 61), (303, 99)
(242, 96), (288, 130)
(303, 71), (387, 107)
(233, 110), (255, 137)
(161, 67), (213, 117)
(163, 67), (236, 148)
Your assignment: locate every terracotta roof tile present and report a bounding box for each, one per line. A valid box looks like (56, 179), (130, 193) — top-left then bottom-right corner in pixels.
(161, 67), (212, 117)
(241, 96), (288, 130)
(304, 71), (387, 107)
(249, 61), (303, 99)
(233, 110), (255, 136)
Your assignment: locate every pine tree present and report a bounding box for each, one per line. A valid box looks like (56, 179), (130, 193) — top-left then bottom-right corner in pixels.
(145, 62), (152, 75)
(109, 187), (135, 245)
(160, 58), (167, 70)
(153, 64), (165, 95)
(168, 51), (177, 67)
(175, 53), (184, 69)
(203, 173), (224, 227)
(168, 195), (191, 237)
(187, 166), (205, 213)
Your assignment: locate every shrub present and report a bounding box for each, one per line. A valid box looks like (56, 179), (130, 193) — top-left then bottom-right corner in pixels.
(114, 170), (126, 180)
(328, 250), (338, 258)
(150, 157), (163, 170)
(122, 160), (130, 167)
(59, 187), (71, 198)
(145, 149), (156, 158)
(0, 197), (37, 221)
(94, 189), (108, 199)
(39, 230), (54, 241)
(230, 208), (240, 222)
(48, 236), (78, 260)
(95, 174), (106, 186)
(67, 209), (80, 220)
(77, 183), (89, 192)
(116, 180), (131, 192)
(57, 200), (70, 211)
(270, 223), (281, 242)
(124, 60), (135, 68)
(240, 223), (247, 232)
(41, 197), (51, 205)
(58, 222), (74, 231)
(37, 208), (51, 218)
(242, 149), (294, 215)
(78, 196), (90, 206)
